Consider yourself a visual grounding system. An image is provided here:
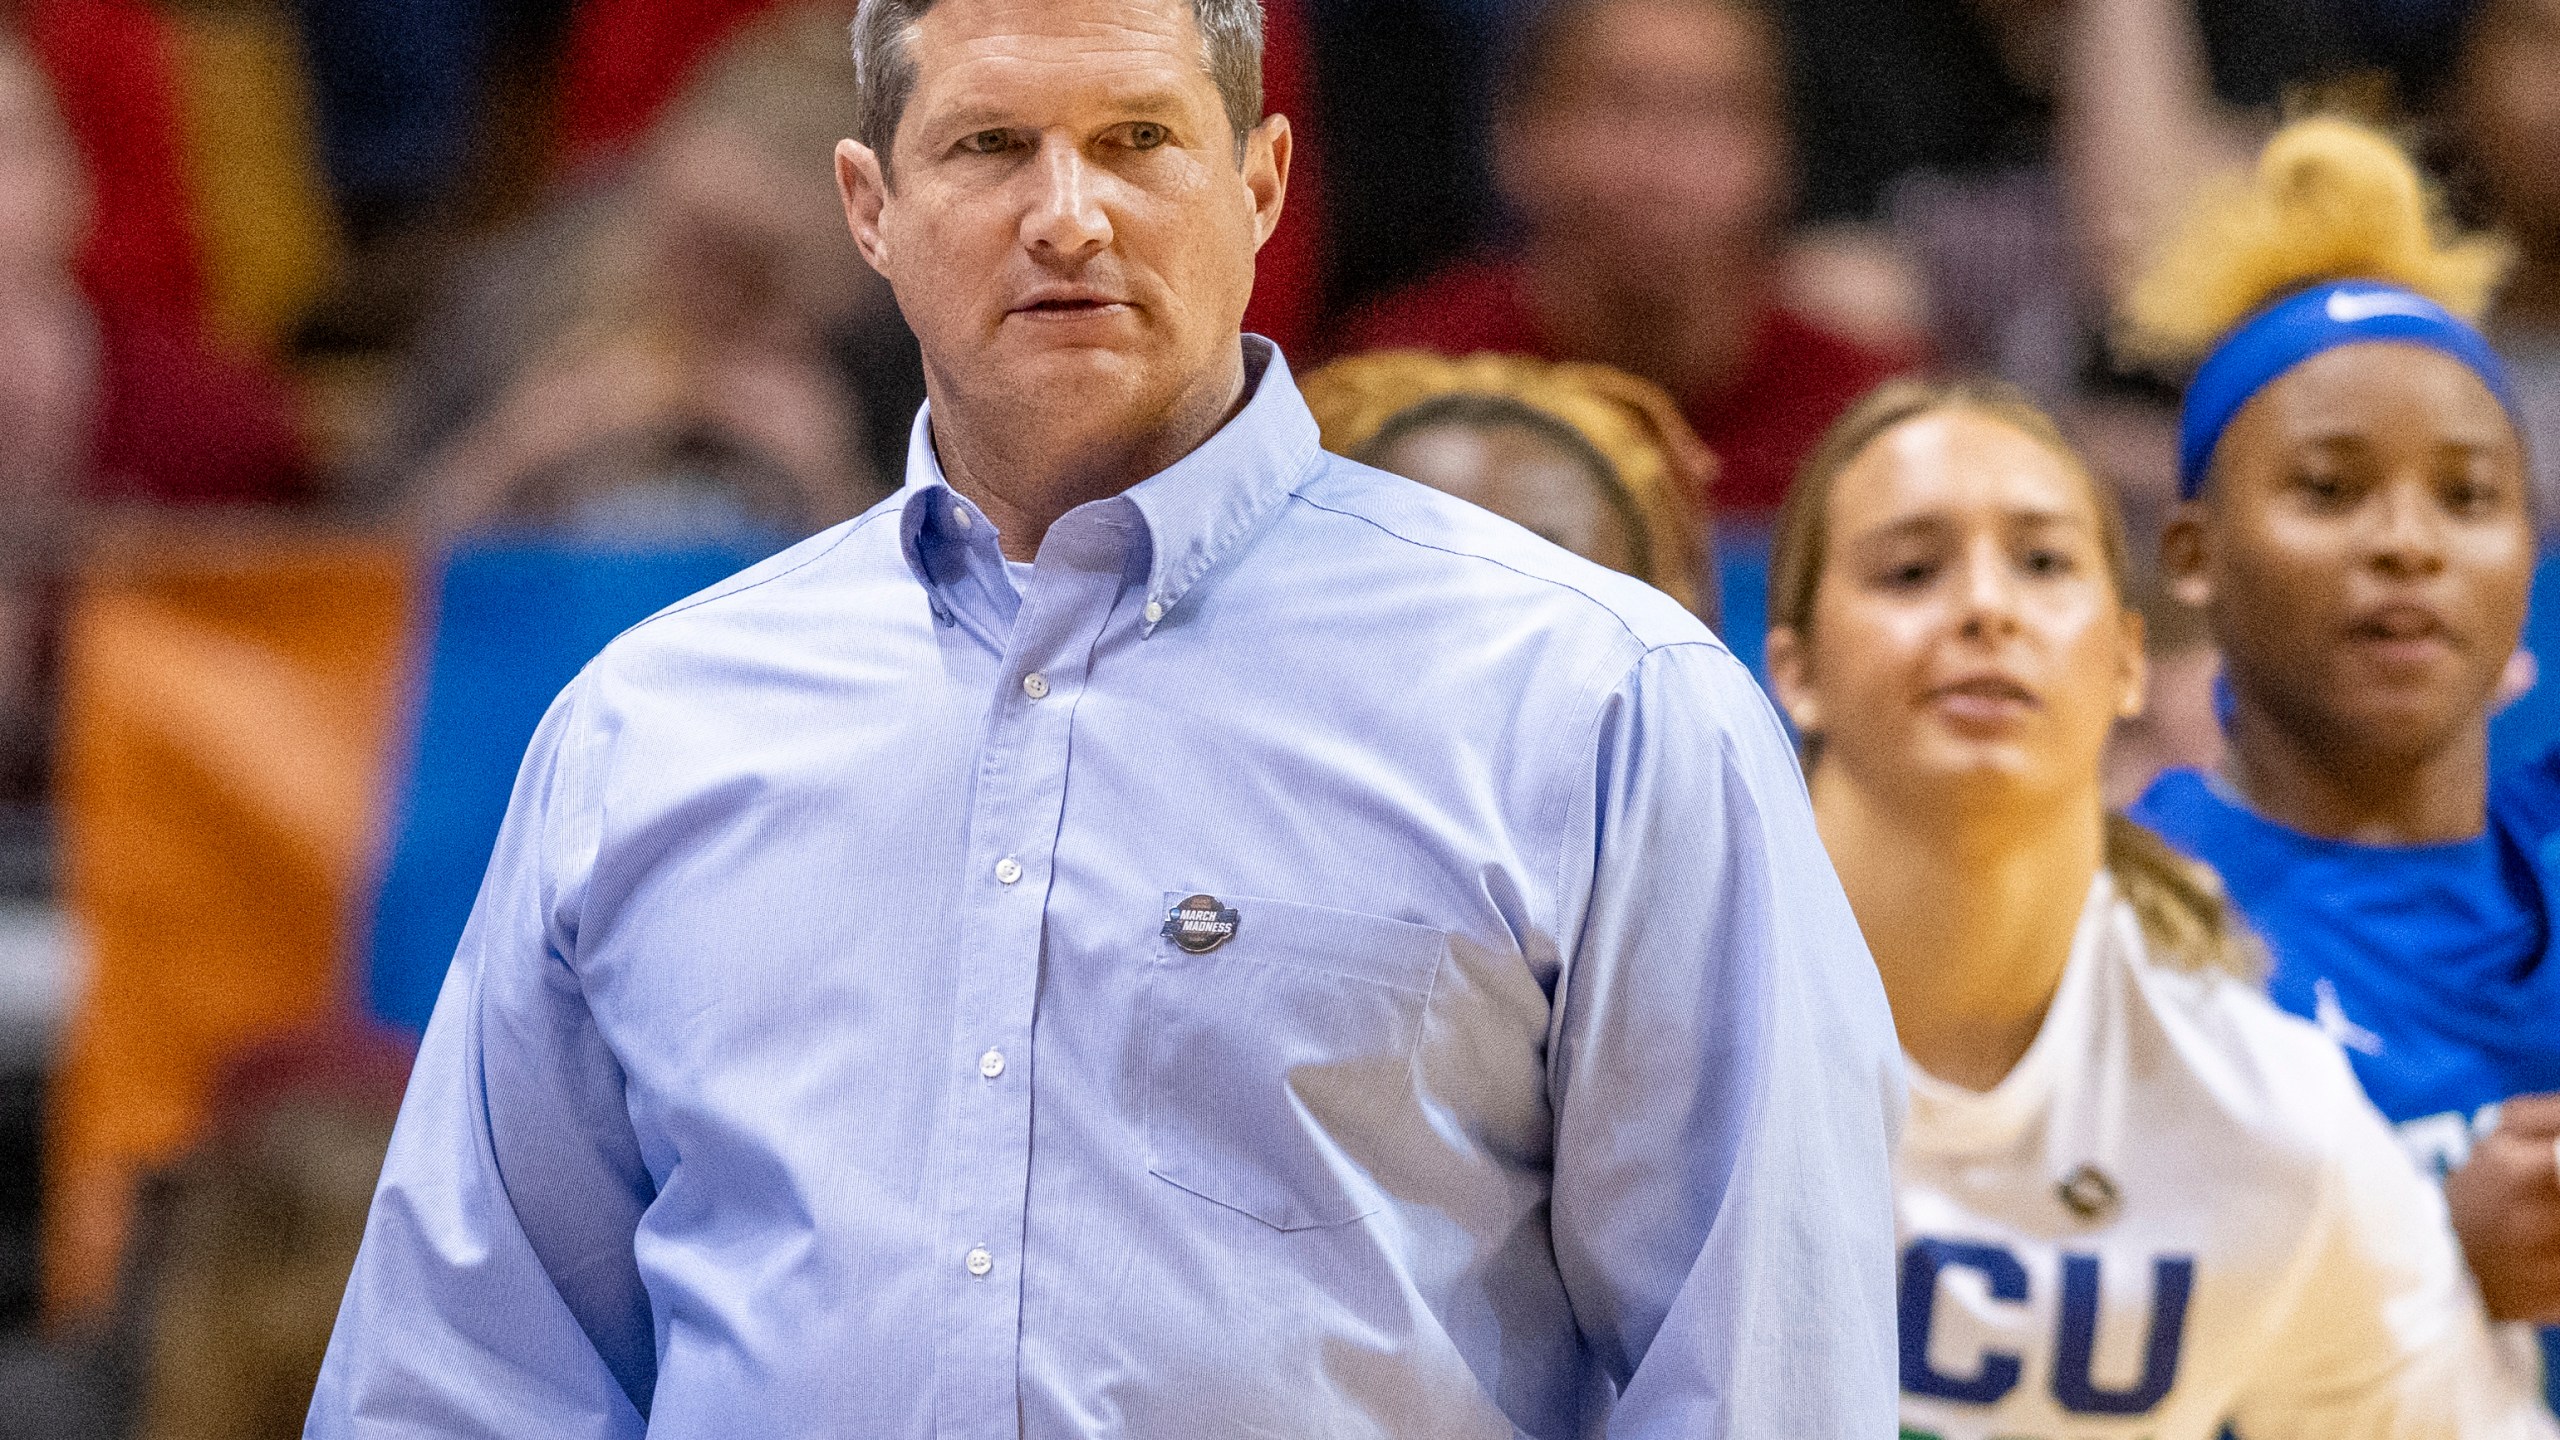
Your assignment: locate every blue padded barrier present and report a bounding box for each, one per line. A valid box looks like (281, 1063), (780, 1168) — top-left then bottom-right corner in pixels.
(363, 536), (780, 1034)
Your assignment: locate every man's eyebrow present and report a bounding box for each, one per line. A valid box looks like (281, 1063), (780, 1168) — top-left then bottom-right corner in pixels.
(923, 105), (1019, 135)
(1098, 89), (1197, 120)
(919, 90), (1202, 137)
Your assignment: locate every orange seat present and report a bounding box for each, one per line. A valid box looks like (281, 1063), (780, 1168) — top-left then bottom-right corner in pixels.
(43, 525), (413, 1323)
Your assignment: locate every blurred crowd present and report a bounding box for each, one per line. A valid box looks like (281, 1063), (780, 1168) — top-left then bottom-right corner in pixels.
(0, 0), (2556, 1432)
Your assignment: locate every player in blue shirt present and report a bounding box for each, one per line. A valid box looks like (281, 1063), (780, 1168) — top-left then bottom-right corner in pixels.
(2123, 117), (2560, 1401)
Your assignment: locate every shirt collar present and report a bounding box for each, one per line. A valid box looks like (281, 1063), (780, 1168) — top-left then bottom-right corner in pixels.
(898, 336), (1322, 632)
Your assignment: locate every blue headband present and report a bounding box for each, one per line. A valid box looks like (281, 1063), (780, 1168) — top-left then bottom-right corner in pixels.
(2177, 280), (2517, 499)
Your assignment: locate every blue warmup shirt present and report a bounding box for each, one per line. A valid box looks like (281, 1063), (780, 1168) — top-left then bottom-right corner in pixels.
(2133, 765), (2560, 1408)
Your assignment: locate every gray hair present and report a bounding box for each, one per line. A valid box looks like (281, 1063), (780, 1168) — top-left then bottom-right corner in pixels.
(850, 0), (1265, 170)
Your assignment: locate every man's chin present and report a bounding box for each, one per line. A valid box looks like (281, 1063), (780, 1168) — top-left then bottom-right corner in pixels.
(992, 315), (1147, 357)
(972, 340), (1163, 417)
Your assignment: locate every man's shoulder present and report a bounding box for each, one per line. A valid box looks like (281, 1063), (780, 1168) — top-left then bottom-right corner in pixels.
(581, 495), (913, 681)
(1282, 453), (1714, 658)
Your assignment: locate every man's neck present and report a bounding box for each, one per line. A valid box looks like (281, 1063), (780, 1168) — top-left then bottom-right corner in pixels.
(2223, 701), (2489, 846)
(1521, 240), (1763, 401)
(1813, 773), (2104, 1093)
(928, 348), (1251, 562)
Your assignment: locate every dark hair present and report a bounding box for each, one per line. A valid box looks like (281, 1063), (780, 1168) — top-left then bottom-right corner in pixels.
(1354, 391), (1654, 573)
(851, 0), (1265, 169)
(1768, 375), (2262, 980)
(1494, 0), (1782, 115)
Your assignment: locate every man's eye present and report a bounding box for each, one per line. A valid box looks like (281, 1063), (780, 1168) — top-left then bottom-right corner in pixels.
(2294, 471), (2350, 506)
(2022, 547), (2075, 577)
(1877, 559), (1936, 590)
(1126, 122), (1169, 149)
(962, 130), (1014, 154)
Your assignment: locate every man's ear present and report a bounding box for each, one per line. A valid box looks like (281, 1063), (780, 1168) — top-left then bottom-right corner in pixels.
(1243, 114), (1290, 251)
(2159, 502), (2212, 611)
(837, 139), (891, 272)
(1763, 625), (1823, 736)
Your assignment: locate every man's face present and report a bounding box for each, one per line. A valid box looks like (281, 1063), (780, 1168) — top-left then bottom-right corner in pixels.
(837, 0), (1286, 436)
(1498, 0), (1789, 294)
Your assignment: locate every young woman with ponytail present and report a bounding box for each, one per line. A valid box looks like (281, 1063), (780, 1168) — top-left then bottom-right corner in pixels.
(2121, 116), (2560, 1397)
(1767, 377), (2550, 1438)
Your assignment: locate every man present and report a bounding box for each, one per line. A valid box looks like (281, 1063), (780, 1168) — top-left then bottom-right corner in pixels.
(306, 1), (1902, 1434)
(1340, 0), (1909, 514)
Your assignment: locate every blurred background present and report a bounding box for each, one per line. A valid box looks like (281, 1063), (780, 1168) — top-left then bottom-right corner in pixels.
(0, 0), (2554, 1432)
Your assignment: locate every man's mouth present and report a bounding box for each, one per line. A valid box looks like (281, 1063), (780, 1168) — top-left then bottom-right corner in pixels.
(1010, 290), (1131, 319)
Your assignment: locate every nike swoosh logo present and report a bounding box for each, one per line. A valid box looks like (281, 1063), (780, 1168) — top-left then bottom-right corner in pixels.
(2325, 289), (2437, 325)
(2314, 977), (2385, 1056)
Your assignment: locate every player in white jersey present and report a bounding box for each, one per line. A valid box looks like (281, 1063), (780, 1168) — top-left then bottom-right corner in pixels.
(1763, 377), (2554, 1440)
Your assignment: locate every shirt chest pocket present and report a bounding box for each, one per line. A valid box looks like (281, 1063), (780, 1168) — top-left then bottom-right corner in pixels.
(1142, 892), (1446, 1231)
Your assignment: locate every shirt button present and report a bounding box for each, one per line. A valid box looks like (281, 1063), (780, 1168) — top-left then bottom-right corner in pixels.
(951, 505), (973, 531)
(1021, 671), (1049, 700)
(965, 1246), (993, 1278)
(979, 1048), (1006, 1079)
(1143, 600), (1166, 624)
(994, 856), (1023, 885)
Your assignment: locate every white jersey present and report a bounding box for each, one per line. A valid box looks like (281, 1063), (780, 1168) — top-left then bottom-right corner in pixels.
(1896, 875), (2553, 1440)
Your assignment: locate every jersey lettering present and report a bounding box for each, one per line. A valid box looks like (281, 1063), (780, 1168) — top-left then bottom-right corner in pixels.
(2052, 1253), (2196, 1414)
(2394, 1104), (2499, 1179)
(1901, 1239), (2029, 1403)
(1900, 1238), (2198, 1417)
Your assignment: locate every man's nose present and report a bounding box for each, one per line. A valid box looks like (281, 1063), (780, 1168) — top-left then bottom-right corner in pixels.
(1022, 139), (1112, 261)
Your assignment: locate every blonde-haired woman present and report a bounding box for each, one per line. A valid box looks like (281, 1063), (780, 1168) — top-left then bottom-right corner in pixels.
(1300, 350), (1716, 618)
(1768, 376), (2552, 1437)
(2119, 118), (2560, 1387)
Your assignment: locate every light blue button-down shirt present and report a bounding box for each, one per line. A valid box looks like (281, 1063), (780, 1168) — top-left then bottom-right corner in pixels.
(310, 340), (1903, 1439)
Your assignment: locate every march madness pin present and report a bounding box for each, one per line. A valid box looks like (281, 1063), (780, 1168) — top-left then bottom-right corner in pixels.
(1162, 894), (1241, 954)
(2056, 1164), (2122, 1224)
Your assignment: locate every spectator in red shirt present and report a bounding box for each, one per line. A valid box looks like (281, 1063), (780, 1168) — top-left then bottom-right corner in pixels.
(27, 0), (308, 507)
(1341, 0), (1909, 514)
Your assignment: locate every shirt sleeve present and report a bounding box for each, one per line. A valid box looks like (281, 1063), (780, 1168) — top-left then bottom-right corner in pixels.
(1544, 641), (1906, 1438)
(2231, 1047), (2559, 1440)
(306, 670), (659, 1438)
